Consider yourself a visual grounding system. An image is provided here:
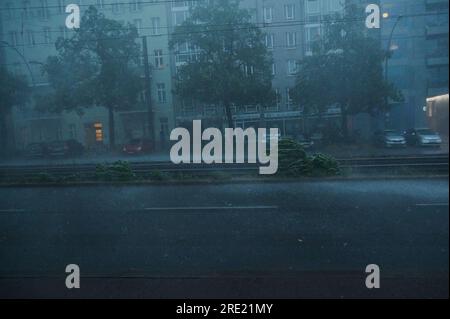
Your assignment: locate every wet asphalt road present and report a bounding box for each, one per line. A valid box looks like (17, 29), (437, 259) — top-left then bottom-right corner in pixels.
(0, 178), (448, 298)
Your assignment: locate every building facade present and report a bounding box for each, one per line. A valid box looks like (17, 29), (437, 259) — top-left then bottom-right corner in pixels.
(0, 0), (175, 151)
(2, 0), (446, 152)
(380, 0), (449, 131)
(169, 0), (345, 137)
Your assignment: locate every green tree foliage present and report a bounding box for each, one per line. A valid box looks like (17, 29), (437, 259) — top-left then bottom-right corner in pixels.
(0, 67), (29, 156)
(293, 5), (402, 137)
(170, 0), (276, 128)
(38, 6), (142, 148)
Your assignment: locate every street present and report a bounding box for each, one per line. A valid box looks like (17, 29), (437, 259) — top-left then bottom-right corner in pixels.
(0, 178), (448, 298)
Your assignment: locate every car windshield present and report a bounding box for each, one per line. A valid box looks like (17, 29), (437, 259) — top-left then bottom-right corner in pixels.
(0, 0), (448, 300)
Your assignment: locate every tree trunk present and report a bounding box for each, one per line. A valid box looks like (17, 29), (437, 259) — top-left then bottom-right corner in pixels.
(224, 101), (234, 128)
(108, 107), (116, 149)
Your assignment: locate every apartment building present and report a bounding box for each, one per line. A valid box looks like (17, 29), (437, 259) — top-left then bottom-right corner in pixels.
(169, 0), (344, 136)
(0, 0), (175, 151)
(380, 0), (449, 131)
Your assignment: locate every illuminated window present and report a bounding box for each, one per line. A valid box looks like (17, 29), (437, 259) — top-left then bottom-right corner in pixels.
(94, 123), (103, 142)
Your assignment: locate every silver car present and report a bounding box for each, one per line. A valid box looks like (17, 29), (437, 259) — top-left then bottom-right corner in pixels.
(405, 128), (442, 147)
(374, 130), (407, 148)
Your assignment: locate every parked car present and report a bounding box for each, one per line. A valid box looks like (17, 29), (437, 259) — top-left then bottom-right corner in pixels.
(25, 142), (48, 158)
(373, 130), (407, 148)
(122, 138), (153, 155)
(47, 140), (84, 157)
(404, 128), (442, 147)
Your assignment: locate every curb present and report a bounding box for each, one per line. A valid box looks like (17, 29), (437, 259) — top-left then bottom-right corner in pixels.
(0, 174), (448, 188)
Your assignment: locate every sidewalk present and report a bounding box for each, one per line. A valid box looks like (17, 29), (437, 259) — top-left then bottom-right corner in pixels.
(0, 152), (171, 167)
(320, 143), (449, 159)
(0, 143), (448, 167)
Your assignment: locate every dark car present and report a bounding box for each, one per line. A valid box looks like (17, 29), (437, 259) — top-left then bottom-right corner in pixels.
(47, 140), (84, 157)
(25, 142), (48, 158)
(404, 128), (442, 147)
(373, 130), (407, 148)
(122, 138), (153, 155)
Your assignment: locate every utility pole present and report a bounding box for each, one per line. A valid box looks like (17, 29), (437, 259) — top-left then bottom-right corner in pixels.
(383, 15), (403, 129)
(142, 36), (155, 143)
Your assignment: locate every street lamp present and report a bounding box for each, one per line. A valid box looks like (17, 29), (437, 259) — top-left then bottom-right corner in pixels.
(384, 15), (403, 86)
(0, 40), (36, 87)
(383, 14), (403, 128)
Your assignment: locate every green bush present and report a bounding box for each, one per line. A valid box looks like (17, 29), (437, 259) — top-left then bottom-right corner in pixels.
(95, 161), (135, 181)
(277, 139), (339, 177)
(309, 153), (340, 176)
(277, 138), (308, 176)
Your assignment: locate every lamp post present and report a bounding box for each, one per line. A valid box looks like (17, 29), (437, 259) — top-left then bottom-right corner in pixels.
(383, 14), (403, 128)
(384, 14), (403, 88)
(0, 40), (36, 87)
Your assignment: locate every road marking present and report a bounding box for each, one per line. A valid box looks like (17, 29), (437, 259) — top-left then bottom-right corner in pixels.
(143, 206), (278, 211)
(415, 203), (449, 207)
(0, 209), (26, 213)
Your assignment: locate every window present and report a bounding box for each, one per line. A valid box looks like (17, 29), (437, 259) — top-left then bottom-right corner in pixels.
(272, 63), (277, 76)
(96, 0), (105, 9)
(305, 26), (320, 54)
(265, 34), (274, 49)
(133, 19), (142, 34)
(286, 88), (294, 109)
(43, 27), (52, 44)
(5, 3), (13, 19)
(22, 1), (31, 18)
(173, 11), (189, 26)
(151, 17), (161, 35)
(130, 0), (141, 12)
(69, 124), (77, 139)
(38, 0), (49, 19)
(9, 31), (19, 46)
(59, 26), (70, 40)
(243, 65), (254, 76)
(286, 32), (297, 48)
(157, 83), (167, 103)
(285, 4), (295, 20)
(160, 117), (169, 138)
(288, 60), (299, 75)
(27, 30), (35, 46)
(154, 50), (164, 68)
(275, 88), (281, 109)
(112, 1), (121, 13)
(306, 0), (320, 14)
(58, 0), (65, 14)
(263, 7), (273, 23)
(94, 123), (103, 142)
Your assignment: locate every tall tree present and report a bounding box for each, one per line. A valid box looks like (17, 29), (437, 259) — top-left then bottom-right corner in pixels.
(0, 67), (29, 157)
(38, 6), (142, 148)
(293, 5), (402, 138)
(170, 0), (275, 128)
